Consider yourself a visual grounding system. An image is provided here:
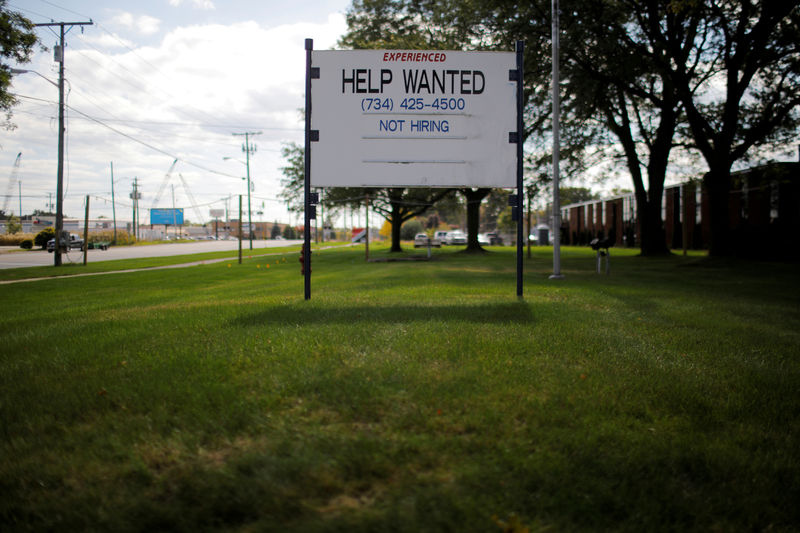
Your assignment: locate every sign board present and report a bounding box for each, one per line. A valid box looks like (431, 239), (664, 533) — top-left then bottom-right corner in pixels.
(150, 208), (184, 225)
(209, 208), (225, 218)
(310, 50), (517, 188)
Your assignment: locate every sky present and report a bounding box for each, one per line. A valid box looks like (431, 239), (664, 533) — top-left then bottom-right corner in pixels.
(2, 0), (351, 226)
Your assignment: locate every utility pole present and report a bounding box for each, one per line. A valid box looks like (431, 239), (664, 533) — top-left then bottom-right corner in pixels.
(110, 162), (117, 244)
(131, 178), (140, 241)
(232, 131), (261, 250)
(225, 194), (231, 236)
(33, 20), (92, 266)
(83, 195), (89, 266)
(171, 184), (177, 238)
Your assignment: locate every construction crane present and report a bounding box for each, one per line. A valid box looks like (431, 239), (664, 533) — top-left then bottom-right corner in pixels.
(177, 173), (204, 225)
(149, 160), (205, 224)
(2, 152), (22, 215)
(150, 159), (179, 210)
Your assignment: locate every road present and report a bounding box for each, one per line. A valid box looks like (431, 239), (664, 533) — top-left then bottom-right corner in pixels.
(0, 239), (303, 270)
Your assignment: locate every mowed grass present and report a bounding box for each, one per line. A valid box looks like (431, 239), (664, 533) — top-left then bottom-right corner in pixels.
(1, 245), (798, 532)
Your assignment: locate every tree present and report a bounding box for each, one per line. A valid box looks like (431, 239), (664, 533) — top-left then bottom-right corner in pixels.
(461, 188), (491, 252)
(472, 0), (684, 255)
(282, 224), (297, 240)
(1, 2), (39, 130)
(340, 0), (676, 255)
(635, 0), (800, 255)
(559, 187), (599, 207)
(4, 212), (21, 234)
(270, 222), (281, 239)
(364, 187), (453, 252)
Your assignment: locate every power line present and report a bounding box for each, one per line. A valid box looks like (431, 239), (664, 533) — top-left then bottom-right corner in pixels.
(36, 0), (88, 19)
(14, 94), (242, 180)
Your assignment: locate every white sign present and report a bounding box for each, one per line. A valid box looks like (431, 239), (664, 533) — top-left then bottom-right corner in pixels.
(310, 50), (517, 188)
(209, 209), (224, 218)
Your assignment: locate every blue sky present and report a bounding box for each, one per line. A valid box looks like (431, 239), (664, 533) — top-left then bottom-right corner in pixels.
(3, 0), (350, 225)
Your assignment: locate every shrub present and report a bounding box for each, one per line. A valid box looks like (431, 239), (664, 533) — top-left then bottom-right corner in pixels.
(400, 219), (424, 240)
(34, 227), (56, 249)
(20, 239), (33, 250)
(87, 230), (134, 246)
(0, 233), (34, 246)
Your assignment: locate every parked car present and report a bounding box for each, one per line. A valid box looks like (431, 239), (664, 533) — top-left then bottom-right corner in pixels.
(445, 230), (467, 245)
(414, 233), (441, 248)
(486, 232), (504, 246)
(434, 230), (449, 244)
(478, 233), (490, 246)
(413, 233), (430, 248)
(47, 233), (83, 253)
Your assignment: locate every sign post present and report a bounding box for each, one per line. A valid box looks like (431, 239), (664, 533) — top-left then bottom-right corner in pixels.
(305, 43), (523, 299)
(304, 39), (315, 300)
(514, 41), (524, 297)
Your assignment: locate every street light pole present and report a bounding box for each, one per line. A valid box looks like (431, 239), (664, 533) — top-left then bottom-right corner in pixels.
(232, 131), (261, 250)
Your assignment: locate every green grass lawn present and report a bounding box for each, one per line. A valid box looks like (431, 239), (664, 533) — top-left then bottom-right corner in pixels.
(1, 245), (798, 532)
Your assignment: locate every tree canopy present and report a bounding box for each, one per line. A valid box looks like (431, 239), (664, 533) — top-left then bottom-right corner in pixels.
(340, 0), (800, 256)
(0, 1), (39, 129)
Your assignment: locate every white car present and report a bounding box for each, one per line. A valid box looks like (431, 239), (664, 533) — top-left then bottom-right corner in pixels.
(445, 230), (467, 245)
(413, 233), (441, 248)
(413, 233), (430, 248)
(434, 230), (448, 244)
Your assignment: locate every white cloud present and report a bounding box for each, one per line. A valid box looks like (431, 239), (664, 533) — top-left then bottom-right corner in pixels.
(168, 0), (216, 10)
(81, 32), (135, 50)
(110, 12), (161, 35)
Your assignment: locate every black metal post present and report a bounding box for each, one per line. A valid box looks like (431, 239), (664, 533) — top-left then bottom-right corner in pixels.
(515, 40), (525, 298)
(303, 38), (313, 300)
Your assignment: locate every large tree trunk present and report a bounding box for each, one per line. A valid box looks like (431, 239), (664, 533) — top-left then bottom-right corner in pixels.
(704, 166), (733, 257)
(389, 202), (404, 252)
(462, 188), (490, 253)
(606, 90), (671, 257)
(637, 197), (669, 255)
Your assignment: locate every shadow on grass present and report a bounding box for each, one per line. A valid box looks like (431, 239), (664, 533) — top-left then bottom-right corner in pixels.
(232, 301), (534, 327)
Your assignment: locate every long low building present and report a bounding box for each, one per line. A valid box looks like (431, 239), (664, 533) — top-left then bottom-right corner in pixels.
(559, 162), (800, 256)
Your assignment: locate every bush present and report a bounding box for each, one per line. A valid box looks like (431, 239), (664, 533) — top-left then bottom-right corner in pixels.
(34, 227), (55, 249)
(0, 233), (34, 246)
(19, 239), (33, 250)
(88, 230), (134, 246)
(400, 219), (424, 240)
